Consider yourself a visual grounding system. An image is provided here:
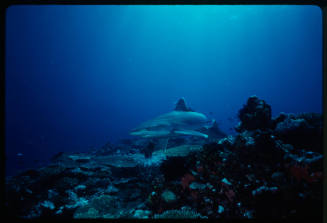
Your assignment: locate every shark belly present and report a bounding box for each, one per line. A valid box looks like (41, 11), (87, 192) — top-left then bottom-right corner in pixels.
(173, 130), (208, 138)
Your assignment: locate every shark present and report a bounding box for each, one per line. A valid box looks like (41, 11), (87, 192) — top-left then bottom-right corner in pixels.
(130, 98), (213, 152)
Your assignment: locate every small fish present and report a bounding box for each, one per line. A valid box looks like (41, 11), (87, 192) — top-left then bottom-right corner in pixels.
(17, 153), (23, 157)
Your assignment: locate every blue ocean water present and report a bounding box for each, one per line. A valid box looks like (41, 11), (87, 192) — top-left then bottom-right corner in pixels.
(5, 5), (322, 177)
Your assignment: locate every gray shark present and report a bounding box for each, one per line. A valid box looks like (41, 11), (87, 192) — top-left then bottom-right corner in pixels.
(130, 98), (213, 151)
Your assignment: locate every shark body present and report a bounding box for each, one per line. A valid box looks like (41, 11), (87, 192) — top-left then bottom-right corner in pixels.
(130, 98), (211, 144)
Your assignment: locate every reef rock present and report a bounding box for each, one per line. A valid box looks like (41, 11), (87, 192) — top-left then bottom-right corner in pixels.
(236, 95), (272, 132)
(273, 113), (322, 152)
(4, 96), (323, 220)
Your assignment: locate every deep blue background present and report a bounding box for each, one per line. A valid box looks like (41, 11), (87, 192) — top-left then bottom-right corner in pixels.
(5, 5), (322, 176)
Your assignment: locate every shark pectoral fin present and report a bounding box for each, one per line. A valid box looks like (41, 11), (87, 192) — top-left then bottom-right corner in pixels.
(174, 130), (208, 138)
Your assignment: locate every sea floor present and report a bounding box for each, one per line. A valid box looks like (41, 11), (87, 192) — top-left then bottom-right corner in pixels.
(4, 96), (323, 219)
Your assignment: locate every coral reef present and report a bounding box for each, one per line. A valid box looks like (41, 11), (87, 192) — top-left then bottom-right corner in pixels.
(236, 95), (272, 131)
(153, 206), (207, 219)
(5, 96), (323, 220)
(273, 112), (322, 152)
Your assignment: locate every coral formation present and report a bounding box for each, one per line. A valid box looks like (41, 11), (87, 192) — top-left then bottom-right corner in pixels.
(5, 96), (323, 220)
(236, 95), (272, 131)
(153, 206), (207, 219)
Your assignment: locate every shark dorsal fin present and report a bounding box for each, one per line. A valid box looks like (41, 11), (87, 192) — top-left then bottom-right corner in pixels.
(174, 97), (193, 112)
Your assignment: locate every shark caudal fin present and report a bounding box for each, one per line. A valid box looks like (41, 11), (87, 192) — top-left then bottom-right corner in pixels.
(174, 97), (193, 112)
